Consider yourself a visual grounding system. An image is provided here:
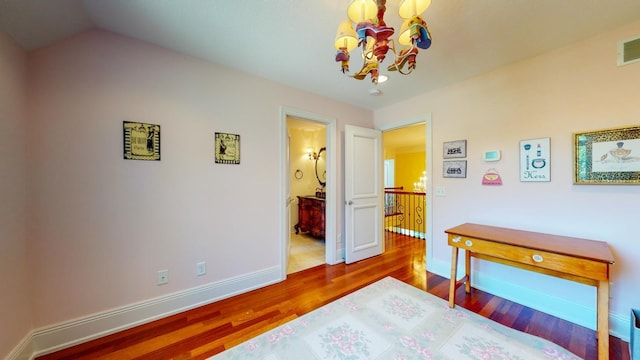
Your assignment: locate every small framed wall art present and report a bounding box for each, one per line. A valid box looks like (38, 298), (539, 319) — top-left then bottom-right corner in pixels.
(123, 121), (160, 161)
(520, 137), (550, 182)
(443, 140), (467, 158)
(574, 125), (640, 184)
(443, 160), (467, 178)
(215, 132), (241, 164)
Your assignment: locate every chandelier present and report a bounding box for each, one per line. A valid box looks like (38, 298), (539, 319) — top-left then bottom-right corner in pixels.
(334, 0), (432, 85)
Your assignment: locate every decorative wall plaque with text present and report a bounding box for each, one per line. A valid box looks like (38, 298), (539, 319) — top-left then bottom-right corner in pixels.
(123, 121), (160, 161)
(215, 132), (240, 164)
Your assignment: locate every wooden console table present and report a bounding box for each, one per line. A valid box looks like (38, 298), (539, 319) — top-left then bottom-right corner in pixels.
(445, 223), (615, 359)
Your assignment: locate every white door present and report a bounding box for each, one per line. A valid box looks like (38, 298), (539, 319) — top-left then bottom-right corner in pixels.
(344, 125), (383, 264)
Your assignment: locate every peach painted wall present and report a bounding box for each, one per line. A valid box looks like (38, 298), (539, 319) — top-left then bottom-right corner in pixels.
(0, 32), (32, 358)
(375, 21), (640, 334)
(26, 30), (372, 329)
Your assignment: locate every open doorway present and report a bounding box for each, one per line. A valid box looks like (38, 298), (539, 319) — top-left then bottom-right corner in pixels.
(383, 123), (426, 237)
(286, 117), (326, 273)
(380, 118), (433, 270)
(279, 107), (337, 280)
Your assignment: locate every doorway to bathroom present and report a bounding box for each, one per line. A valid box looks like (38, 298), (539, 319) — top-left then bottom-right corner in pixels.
(286, 116), (327, 274)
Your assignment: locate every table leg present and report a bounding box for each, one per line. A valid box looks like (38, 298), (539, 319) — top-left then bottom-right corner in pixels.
(597, 280), (609, 359)
(449, 247), (459, 308)
(465, 250), (471, 293)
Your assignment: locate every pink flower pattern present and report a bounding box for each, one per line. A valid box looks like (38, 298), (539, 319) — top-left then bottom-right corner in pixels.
(383, 294), (425, 320)
(399, 336), (434, 359)
(318, 323), (370, 359)
(457, 336), (524, 360)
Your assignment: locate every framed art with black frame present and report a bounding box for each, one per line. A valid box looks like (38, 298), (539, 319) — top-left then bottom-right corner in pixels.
(123, 121), (160, 161)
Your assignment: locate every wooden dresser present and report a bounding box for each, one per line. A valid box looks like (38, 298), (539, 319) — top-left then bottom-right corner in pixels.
(445, 223), (615, 359)
(295, 196), (325, 238)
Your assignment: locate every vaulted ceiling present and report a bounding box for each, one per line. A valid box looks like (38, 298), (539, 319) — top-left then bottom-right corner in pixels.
(2, 0), (640, 110)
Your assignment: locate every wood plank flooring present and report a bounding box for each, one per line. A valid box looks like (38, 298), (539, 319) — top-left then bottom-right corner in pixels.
(37, 233), (629, 360)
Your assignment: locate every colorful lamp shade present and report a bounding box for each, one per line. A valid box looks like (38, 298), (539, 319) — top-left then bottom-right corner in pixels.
(398, 16), (431, 49)
(398, 0), (431, 19)
(334, 20), (358, 51)
(347, 0), (378, 23)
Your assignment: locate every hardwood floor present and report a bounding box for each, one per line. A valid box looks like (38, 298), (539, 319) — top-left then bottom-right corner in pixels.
(37, 233), (629, 360)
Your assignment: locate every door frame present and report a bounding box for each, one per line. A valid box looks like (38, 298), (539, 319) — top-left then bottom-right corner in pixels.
(279, 106), (337, 280)
(377, 114), (433, 271)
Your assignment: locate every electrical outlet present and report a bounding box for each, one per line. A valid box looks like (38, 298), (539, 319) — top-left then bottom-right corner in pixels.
(196, 261), (206, 276)
(157, 269), (169, 285)
(435, 186), (446, 196)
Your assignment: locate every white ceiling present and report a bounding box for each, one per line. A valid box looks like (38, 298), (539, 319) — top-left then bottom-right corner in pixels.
(2, 0), (640, 111)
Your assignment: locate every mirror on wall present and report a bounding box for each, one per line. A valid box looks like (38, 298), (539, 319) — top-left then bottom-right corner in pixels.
(315, 147), (326, 188)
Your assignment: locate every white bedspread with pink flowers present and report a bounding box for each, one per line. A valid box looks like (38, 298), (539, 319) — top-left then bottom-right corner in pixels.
(210, 277), (582, 360)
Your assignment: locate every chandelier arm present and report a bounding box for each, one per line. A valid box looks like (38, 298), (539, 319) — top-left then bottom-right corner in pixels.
(384, 39), (398, 72)
(387, 38), (400, 64)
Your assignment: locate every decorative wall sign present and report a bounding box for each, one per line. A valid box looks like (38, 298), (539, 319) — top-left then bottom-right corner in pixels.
(123, 121), (160, 161)
(443, 160), (467, 178)
(482, 168), (503, 185)
(520, 137), (550, 182)
(574, 125), (640, 184)
(443, 140), (467, 158)
(215, 132), (241, 164)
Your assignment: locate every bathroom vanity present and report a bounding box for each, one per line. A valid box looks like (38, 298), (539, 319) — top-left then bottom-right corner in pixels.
(295, 195), (325, 239)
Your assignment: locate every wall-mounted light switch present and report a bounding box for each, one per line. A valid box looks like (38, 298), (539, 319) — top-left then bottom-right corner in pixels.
(157, 269), (169, 285)
(196, 261), (206, 276)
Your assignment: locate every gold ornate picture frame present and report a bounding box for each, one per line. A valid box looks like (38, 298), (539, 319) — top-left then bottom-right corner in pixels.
(574, 125), (640, 184)
(215, 132), (240, 164)
(123, 121), (160, 161)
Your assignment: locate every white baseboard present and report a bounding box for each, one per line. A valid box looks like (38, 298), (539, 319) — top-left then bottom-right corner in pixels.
(12, 266), (281, 359)
(428, 258), (630, 342)
(6, 332), (34, 360)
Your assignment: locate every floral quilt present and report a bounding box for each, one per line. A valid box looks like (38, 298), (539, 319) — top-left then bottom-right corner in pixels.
(210, 277), (582, 360)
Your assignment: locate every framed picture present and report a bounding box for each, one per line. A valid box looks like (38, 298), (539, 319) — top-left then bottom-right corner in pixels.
(215, 132), (241, 164)
(443, 160), (467, 178)
(443, 140), (467, 158)
(123, 121), (160, 161)
(574, 125), (640, 184)
(520, 137), (550, 182)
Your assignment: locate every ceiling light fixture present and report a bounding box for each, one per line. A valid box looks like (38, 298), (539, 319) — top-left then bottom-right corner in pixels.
(334, 0), (432, 85)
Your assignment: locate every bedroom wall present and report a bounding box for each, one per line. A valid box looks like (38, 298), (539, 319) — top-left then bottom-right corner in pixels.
(26, 29), (372, 334)
(375, 20), (640, 337)
(0, 32), (32, 359)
